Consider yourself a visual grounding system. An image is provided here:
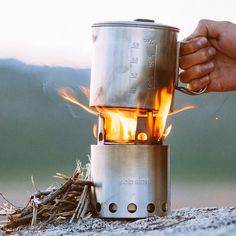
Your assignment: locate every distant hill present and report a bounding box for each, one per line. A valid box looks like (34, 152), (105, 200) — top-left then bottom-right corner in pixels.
(0, 59), (95, 181)
(0, 58), (235, 182)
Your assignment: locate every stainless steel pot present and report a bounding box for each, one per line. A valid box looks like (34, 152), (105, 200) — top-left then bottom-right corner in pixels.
(89, 19), (205, 111)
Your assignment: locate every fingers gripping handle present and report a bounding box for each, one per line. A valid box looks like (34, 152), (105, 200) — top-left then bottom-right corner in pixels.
(175, 41), (207, 95)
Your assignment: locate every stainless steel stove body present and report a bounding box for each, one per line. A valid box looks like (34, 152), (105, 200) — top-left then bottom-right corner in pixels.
(89, 19), (177, 218)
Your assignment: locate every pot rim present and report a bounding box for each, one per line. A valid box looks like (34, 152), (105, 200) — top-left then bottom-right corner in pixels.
(92, 19), (179, 32)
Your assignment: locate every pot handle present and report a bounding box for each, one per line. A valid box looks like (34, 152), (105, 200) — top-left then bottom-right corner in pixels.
(175, 41), (207, 95)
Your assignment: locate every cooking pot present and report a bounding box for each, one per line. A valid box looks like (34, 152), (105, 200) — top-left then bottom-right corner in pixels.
(89, 19), (206, 111)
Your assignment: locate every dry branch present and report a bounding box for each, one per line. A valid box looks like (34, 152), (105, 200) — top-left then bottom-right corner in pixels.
(0, 161), (94, 231)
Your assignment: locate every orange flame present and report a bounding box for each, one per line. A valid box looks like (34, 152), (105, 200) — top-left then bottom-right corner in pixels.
(137, 132), (148, 141)
(57, 87), (98, 116)
(57, 85), (195, 142)
(153, 87), (173, 140)
(98, 108), (138, 142)
(169, 105), (196, 116)
(93, 123), (97, 138)
(163, 125), (172, 140)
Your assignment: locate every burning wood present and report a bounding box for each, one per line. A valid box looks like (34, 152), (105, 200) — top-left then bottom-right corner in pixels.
(0, 161), (93, 232)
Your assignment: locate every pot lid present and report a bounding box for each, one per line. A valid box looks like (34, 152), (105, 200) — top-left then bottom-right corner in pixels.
(92, 19), (179, 32)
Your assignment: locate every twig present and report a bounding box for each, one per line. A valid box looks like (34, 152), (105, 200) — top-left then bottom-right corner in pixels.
(70, 185), (84, 192)
(2, 161), (92, 230)
(39, 179), (73, 206)
(56, 200), (76, 206)
(5, 207), (45, 229)
(31, 176), (40, 193)
(31, 190), (52, 199)
(20, 178), (73, 218)
(73, 180), (94, 186)
(53, 216), (66, 225)
(53, 173), (71, 181)
(42, 211), (57, 226)
(0, 193), (17, 209)
(69, 185), (88, 223)
(31, 204), (38, 226)
(77, 195), (90, 224)
(76, 186), (89, 219)
(56, 210), (74, 217)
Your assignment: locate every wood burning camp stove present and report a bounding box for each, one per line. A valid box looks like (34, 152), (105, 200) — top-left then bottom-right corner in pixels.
(89, 19), (205, 218)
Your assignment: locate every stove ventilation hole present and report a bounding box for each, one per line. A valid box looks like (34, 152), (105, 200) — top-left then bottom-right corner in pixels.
(162, 202), (167, 212)
(147, 203), (155, 213)
(98, 132), (103, 142)
(127, 203), (137, 213)
(109, 203), (117, 213)
(95, 202), (101, 212)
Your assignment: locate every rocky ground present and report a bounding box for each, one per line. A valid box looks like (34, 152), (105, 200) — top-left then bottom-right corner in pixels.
(1, 207), (236, 236)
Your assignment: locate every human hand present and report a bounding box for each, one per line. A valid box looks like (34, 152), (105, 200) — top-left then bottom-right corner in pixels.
(179, 19), (236, 92)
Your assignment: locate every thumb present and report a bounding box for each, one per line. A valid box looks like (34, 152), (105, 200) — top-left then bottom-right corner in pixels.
(187, 19), (222, 40)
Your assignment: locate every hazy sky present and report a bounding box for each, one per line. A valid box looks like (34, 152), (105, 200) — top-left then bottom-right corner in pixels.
(0, 0), (236, 68)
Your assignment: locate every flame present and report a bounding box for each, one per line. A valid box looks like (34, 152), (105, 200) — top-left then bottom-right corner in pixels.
(153, 87), (173, 140)
(93, 123), (97, 138)
(98, 108), (138, 142)
(57, 87), (98, 116)
(163, 125), (172, 140)
(169, 105), (196, 116)
(137, 132), (148, 141)
(57, 85), (195, 143)
(97, 86), (174, 142)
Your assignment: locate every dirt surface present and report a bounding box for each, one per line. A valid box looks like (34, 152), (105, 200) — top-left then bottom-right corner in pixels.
(1, 207), (235, 236)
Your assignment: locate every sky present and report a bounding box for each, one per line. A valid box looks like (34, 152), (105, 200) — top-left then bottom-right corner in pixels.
(0, 0), (236, 68)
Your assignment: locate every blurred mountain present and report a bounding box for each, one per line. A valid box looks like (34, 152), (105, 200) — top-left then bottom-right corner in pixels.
(0, 58), (96, 181)
(0, 58), (235, 183)
(169, 90), (236, 182)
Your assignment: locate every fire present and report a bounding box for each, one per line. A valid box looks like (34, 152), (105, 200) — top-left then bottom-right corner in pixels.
(99, 109), (138, 142)
(57, 86), (195, 143)
(57, 87), (98, 116)
(163, 125), (172, 140)
(93, 123), (97, 138)
(153, 86), (173, 141)
(137, 132), (148, 142)
(169, 105), (196, 116)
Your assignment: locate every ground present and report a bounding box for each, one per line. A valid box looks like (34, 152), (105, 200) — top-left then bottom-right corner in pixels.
(1, 207), (235, 236)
